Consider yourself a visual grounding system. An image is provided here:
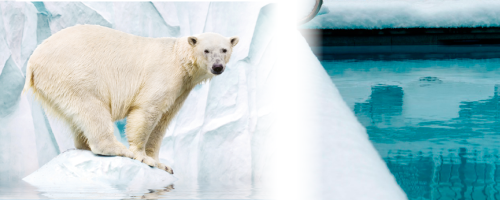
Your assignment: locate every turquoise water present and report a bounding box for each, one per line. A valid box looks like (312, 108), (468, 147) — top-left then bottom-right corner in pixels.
(323, 53), (500, 200)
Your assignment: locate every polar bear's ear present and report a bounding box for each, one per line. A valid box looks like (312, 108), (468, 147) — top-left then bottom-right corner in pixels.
(188, 36), (198, 47)
(229, 37), (239, 47)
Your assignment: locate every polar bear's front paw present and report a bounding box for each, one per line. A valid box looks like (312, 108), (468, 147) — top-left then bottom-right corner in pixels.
(133, 152), (157, 167)
(157, 162), (174, 174)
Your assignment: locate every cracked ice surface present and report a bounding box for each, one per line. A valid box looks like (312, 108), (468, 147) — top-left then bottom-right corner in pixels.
(0, 1), (405, 199)
(303, 0), (500, 29)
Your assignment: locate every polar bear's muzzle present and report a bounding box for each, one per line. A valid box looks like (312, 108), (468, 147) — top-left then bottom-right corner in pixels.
(211, 63), (224, 75)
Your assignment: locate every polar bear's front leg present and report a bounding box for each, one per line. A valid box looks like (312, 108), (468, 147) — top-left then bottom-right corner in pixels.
(145, 90), (191, 174)
(146, 112), (174, 174)
(126, 107), (163, 168)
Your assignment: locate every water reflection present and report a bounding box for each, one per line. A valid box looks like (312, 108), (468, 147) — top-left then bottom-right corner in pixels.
(386, 148), (500, 200)
(355, 84), (500, 143)
(127, 185), (175, 199)
(14, 181), (268, 199)
(354, 85), (404, 128)
(324, 57), (500, 200)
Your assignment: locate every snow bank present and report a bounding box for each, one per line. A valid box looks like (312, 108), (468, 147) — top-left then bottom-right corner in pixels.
(303, 0), (500, 29)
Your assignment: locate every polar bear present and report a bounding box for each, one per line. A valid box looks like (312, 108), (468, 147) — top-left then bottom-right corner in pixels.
(24, 24), (239, 174)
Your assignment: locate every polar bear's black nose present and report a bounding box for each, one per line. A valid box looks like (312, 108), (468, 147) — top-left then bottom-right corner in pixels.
(212, 64), (224, 74)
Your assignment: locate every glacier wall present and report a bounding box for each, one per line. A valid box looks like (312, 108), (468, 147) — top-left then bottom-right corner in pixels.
(0, 1), (405, 199)
(303, 0), (500, 29)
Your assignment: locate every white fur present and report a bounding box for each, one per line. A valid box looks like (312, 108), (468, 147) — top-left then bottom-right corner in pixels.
(24, 24), (239, 174)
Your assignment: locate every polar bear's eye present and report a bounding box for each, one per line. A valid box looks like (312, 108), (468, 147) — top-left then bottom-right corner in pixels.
(204, 50), (209, 54)
(222, 49), (227, 53)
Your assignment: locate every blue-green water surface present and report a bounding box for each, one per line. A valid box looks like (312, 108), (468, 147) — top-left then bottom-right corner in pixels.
(323, 53), (500, 200)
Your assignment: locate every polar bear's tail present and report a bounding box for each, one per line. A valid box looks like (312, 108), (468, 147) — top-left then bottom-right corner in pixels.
(23, 62), (34, 94)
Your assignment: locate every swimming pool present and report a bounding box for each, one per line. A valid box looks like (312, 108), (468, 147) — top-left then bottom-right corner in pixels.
(322, 46), (500, 200)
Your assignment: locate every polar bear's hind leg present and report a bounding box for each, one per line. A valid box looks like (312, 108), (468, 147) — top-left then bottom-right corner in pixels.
(73, 99), (134, 159)
(71, 126), (90, 150)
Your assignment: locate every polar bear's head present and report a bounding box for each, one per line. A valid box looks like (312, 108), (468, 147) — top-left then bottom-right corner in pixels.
(188, 33), (239, 76)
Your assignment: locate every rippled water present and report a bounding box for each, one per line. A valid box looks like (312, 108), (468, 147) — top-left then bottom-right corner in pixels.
(323, 50), (500, 200)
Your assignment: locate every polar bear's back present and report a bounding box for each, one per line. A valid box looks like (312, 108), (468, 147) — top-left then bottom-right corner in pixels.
(32, 25), (149, 73)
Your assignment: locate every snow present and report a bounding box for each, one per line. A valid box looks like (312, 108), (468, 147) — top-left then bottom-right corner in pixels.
(280, 27), (407, 200)
(303, 0), (500, 29)
(23, 149), (177, 199)
(0, 1), (405, 199)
